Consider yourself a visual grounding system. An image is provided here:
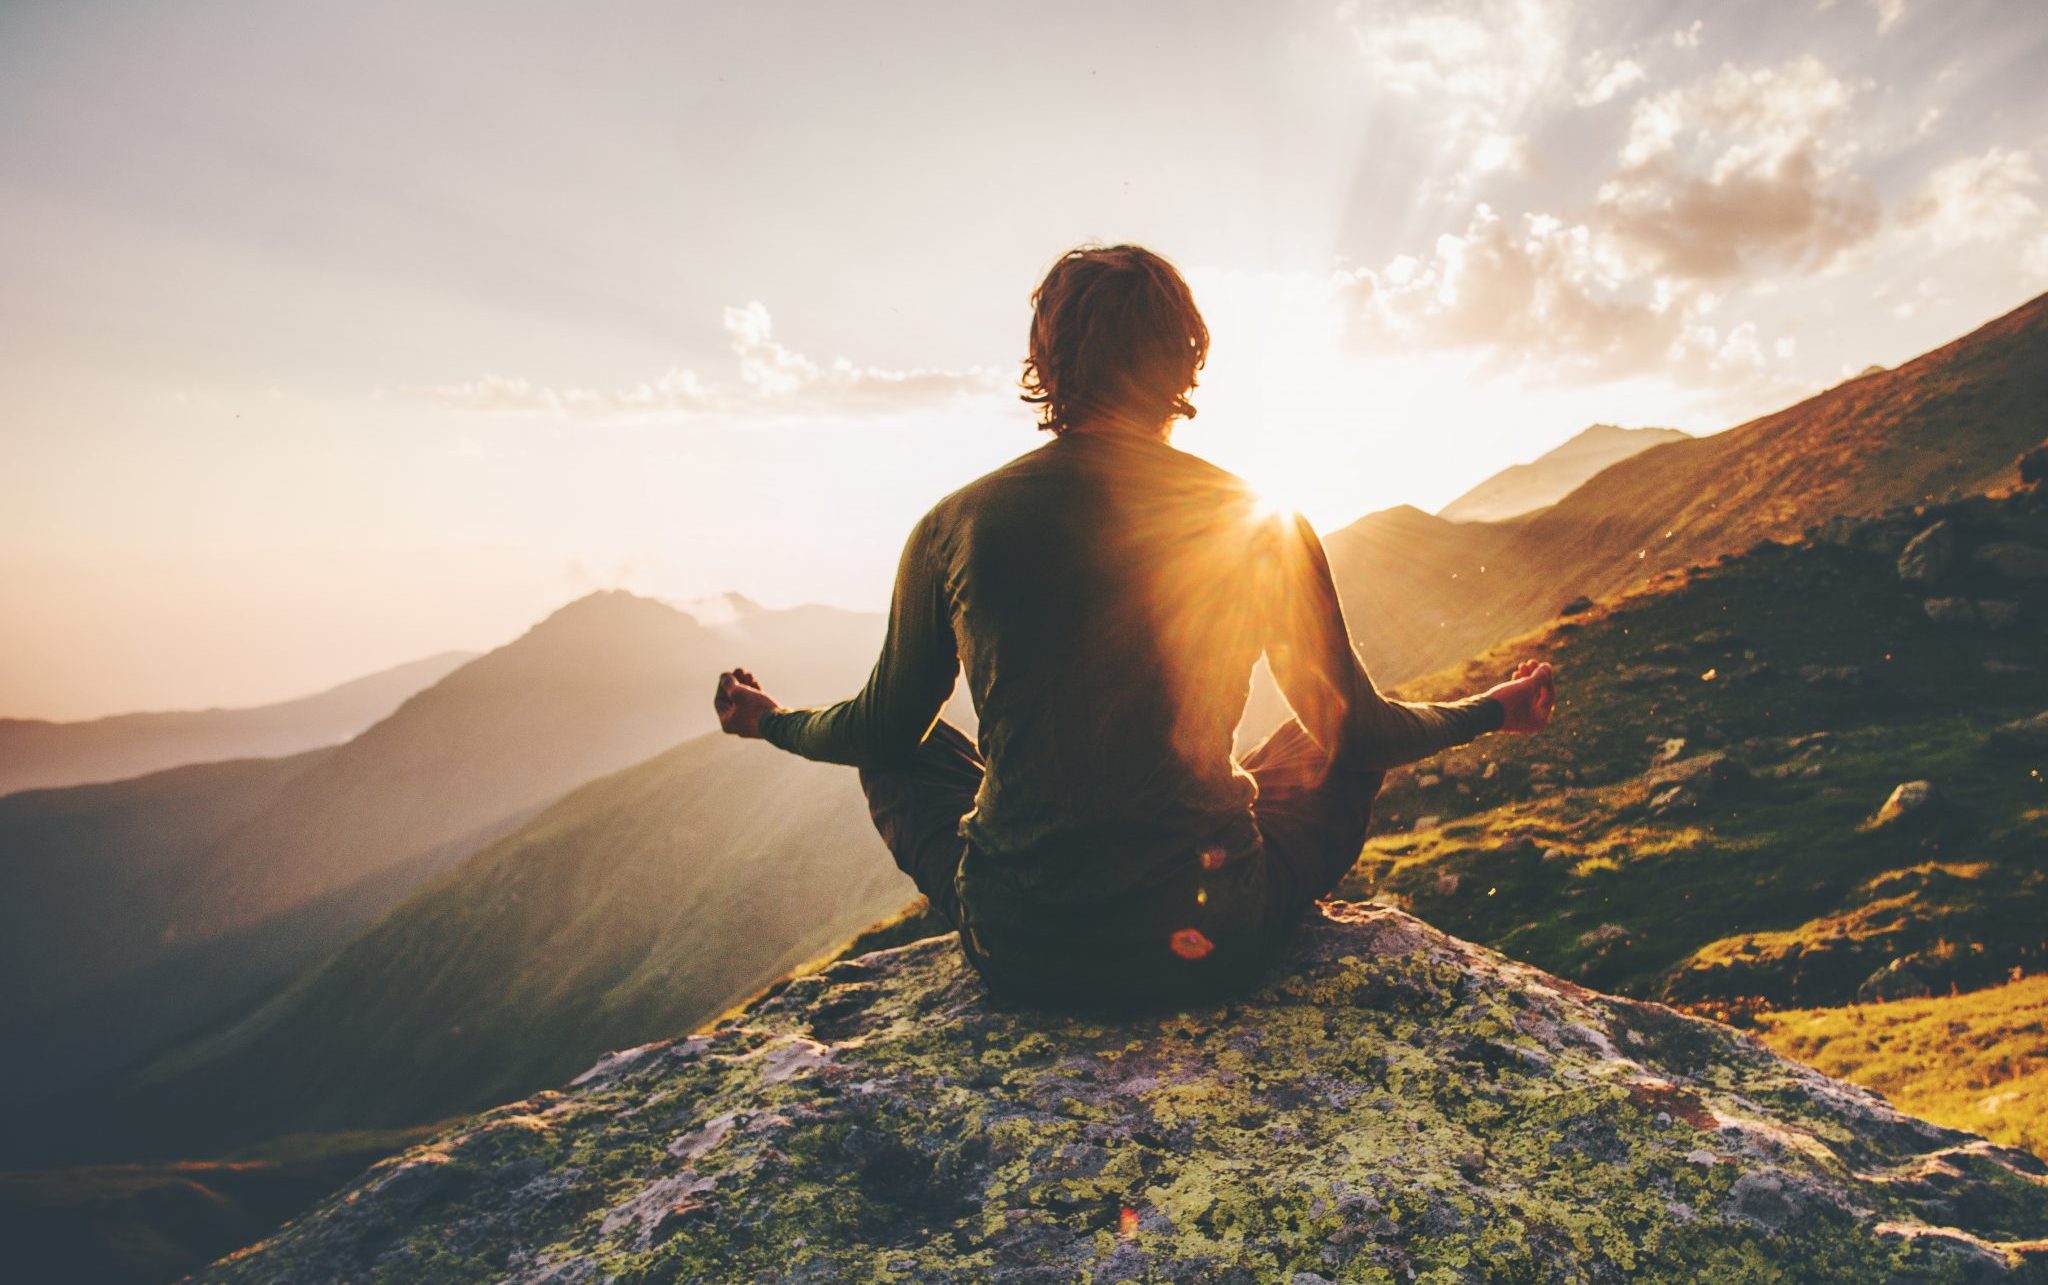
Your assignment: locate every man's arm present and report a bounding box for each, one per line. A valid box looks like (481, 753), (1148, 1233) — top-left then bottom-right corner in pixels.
(734, 512), (960, 768)
(1261, 512), (1541, 772)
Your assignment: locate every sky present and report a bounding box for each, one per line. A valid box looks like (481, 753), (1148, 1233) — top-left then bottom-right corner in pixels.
(3, 0), (2046, 719)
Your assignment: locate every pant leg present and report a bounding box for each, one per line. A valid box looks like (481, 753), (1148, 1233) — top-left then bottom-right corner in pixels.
(856, 718), (983, 932)
(1244, 717), (1386, 935)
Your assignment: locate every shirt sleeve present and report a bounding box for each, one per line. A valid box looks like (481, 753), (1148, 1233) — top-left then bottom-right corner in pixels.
(758, 509), (960, 767)
(1260, 511), (1503, 772)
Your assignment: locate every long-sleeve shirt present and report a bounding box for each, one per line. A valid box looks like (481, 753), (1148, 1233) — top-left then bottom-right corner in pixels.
(761, 429), (1501, 901)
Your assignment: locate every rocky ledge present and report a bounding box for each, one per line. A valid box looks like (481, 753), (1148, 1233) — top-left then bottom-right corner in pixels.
(203, 904), (2048, 1283)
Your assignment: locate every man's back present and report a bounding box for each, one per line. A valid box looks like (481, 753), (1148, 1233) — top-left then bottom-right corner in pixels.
(936, 429), (1270, 889)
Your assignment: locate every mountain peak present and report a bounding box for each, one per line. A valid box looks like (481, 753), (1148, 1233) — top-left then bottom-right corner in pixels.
(203, 903), (2048, 1281)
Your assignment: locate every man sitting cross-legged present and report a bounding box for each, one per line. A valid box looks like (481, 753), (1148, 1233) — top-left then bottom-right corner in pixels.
(716, 243), (1556, 1009)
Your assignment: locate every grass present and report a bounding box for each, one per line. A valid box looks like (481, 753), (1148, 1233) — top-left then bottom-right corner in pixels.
(1754, 973), (2048, 1157)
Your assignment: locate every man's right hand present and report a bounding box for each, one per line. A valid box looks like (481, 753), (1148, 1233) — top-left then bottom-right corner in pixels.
(1485, 659), (1557, 734)
(715, 667), (778, 739)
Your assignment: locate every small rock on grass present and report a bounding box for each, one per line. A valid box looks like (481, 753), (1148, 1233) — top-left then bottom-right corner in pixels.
(1871, 780), (1936, 827)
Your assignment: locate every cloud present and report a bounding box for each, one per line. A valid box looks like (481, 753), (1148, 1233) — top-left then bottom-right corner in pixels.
(1598, 56), (1880, 279)
(1576, 55), (1646, 107)
(1337, 0), (1572, 188)
(1901, 146), (2041, 250)
(413, 304), (1004, 420)
(1343, 204), (1774, 385)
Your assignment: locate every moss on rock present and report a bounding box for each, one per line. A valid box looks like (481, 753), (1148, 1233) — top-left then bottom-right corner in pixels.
(202, 904), (2048, 1283)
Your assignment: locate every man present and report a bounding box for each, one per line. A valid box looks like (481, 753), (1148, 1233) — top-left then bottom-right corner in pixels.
(716, 244), (1556, 1009)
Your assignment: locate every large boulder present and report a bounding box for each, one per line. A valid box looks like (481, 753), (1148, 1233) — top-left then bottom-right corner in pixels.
(199, 905), (2048, 1283)
(1897, 520), (1957, 585)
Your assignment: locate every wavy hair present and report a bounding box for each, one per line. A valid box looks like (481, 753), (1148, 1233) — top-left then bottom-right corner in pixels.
(1019, 244), (1209, 435)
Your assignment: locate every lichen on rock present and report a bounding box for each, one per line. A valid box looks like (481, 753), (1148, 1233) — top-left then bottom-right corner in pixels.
(201, 904), (2048, 1283)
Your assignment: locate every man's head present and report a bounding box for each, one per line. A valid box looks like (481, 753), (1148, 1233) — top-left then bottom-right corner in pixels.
(1021, 244), (1209, 436)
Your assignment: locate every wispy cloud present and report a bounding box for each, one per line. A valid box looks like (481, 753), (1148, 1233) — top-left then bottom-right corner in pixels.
(411, 304), (1005, 420)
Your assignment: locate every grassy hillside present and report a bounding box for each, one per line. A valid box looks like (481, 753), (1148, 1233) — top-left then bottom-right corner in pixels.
(0, 590), (890, 1115)
(1337, 481), (2046, 1019)
(1322, 290), (2048, 691)
(1755, 973), (2048, 1158)
(82, 733), (914, 1161)
(0, 651), (473, 797)
(1437, 424), (1689, 523)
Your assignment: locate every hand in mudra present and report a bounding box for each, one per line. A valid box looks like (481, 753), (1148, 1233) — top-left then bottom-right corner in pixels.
(1484, 659), (1557, 734)
(714, 667), (778, 738)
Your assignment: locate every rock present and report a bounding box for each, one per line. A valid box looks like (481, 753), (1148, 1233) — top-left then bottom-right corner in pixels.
(1652, 737), (1687, 764)
(1412, 814), (1442, 831)
(1481, 760), (1499, 780)
(1977, 599), (2020, 629)
(1560, 594), (1594, 616)
(1857, 956), (1938, 1003)
(1896, 520), (1956, 585)
(1646, 752), (1752, 797)
(1988, 711), (2048, 753)
(1415, 773), (1442, 788)
(1974, 541), (2048, 582)
(2021, 439), (2048, 486)
(1923, 597), (1978, 625)
(1872, 780), (1937, 827)
(193, 904), (2048, 1283)
(1650, 785), (1693, 814)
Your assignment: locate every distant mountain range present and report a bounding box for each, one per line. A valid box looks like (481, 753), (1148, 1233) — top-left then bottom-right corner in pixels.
(0, 651), (474, 797)
(1319, 291), (2048, 694)
(1436, 424), (1690, 523)
(0, 590), (892, 1116)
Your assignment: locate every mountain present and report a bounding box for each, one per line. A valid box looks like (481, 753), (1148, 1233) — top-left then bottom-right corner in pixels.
(198, 904), (2048, 1281)
(1323, 291), (2048, 690)
(1339, 478), (2046, 1020)
(84, 733), (916, 1161)
(1437, 424), (1690, 523)
(0, 589), (892, 1111)
(0, 652), (474, 797)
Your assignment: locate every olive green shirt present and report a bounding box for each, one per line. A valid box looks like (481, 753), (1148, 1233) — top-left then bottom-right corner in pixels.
(762, 430), (1501, 904)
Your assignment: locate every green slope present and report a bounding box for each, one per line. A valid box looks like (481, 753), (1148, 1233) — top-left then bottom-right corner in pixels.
(1756, 973), (2048, 1158)
(1333, 480), (2046, 1020)
(94, 732), (914, 1159)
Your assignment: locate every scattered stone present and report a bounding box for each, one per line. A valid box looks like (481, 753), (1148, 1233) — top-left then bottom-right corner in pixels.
(1871, 780), (1937, 827)
(1577, 923), (1632, 952)
(1857, 956), (1937, 1003)
(1987, 711), (2048, 754)
(1646, 753), (1752, 797)
(1541, 847), (1570, 863)
(1973, 541), (2048, 582)
(1653, 737), (1687, 765)
(1415, 773), (1441, 789)
(1413, 815), (1443, 832)
(1482, 761), (1499, 780)
(1895, 521), (1956, 585)
(1560, 595), (1594, 616)
(1650, 785), (1693, 814)
(1922, 598), (1977, 625)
